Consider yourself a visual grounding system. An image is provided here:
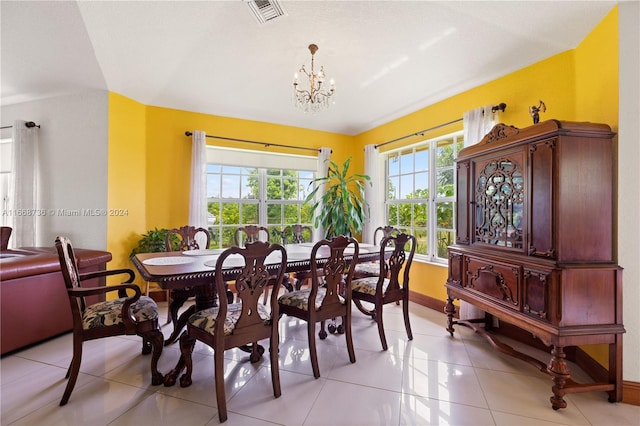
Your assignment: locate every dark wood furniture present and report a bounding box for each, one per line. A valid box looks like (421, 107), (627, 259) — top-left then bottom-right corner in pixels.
(164, 225), (211, 332)
(234, 225), (270, 246)
(353, 225), (399, 279)
(54, 236), (163, 406)
(278, 236), (358, 378)
(177, 242), (287, 423)
(352, 233), (416, 350)
(444, 120), (624, 410)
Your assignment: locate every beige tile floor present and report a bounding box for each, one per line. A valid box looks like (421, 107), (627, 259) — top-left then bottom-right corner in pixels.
(1, 301), (638, 425)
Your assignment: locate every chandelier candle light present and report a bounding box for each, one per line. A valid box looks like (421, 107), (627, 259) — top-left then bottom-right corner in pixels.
(293, 43), (335, 113)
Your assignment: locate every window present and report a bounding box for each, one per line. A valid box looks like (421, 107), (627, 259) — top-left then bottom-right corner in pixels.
(205, 147), (317, 248)
(385, 131), (464, 263)
(0, 138), (11, 226)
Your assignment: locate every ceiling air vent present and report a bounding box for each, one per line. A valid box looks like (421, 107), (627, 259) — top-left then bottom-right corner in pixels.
(247, 0), (286, 24)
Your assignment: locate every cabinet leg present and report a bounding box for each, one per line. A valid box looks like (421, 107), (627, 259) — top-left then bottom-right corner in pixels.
(444, 297), (457, 336)
(547, 346), (570, 410)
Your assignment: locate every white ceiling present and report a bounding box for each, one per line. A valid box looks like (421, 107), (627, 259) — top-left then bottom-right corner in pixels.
(1, 1), (617, 135)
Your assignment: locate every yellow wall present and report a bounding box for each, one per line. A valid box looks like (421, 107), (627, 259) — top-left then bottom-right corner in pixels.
(107, 93), (147, 285)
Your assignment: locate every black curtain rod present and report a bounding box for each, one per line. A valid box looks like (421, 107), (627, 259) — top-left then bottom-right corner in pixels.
(0, 121), (40, 130)
(374, 102), (506, 150)
(185, 131), (323, 154)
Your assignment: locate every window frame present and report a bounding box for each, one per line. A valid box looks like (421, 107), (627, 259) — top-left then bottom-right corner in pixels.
(205, 147), (317, 248)
(384, 130), (464, 264)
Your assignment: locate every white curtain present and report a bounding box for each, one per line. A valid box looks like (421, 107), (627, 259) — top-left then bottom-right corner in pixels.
(463, 105), (499, 148)
(460, 106), (500, 320)
(7, 120), (39, 247)
(362, 144), (384, 244)
(313, 147), (332, 241)
(189, 130), (208, 246)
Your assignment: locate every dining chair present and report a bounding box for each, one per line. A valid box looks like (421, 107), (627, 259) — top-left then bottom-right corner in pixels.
(177, 241), (287, 423)
(277, 235), (359, 378)
(234, 224), (287, 304)
(54, 236), (163, 406)
(351, 232), (416, 351)
(233, 225), (270, 246)
(353, 225), (399, 279)
(164, 226), (212, 326)
(282, 224), (314, 290)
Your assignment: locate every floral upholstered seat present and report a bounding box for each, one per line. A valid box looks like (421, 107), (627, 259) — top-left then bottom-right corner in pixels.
(278, 287), (345, 312)
(351, 276), (390, 297)
(188, 302), (271, 336)
(82, 296), (159, 330)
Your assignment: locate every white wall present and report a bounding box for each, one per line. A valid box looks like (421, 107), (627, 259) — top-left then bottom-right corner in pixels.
(1, 90), (109, 250)
(618, 0), (640, 383)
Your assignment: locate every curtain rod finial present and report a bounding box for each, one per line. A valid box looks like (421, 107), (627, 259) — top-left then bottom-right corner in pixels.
(185, 131), (192, 137)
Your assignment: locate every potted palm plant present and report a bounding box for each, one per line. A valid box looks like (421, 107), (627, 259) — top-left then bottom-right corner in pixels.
(305, 156), (371, 238)
(130, 227), (180, 257)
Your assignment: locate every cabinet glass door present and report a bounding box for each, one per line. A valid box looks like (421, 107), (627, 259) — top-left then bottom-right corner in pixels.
(474, 157), (524, 249)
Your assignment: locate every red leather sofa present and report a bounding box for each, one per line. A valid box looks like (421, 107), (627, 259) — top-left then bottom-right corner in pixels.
(0, 246), (111, 355)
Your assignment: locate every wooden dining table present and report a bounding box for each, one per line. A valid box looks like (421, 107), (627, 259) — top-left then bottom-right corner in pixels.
(131, 241), (382, 386)
(131, 243), (382, 343)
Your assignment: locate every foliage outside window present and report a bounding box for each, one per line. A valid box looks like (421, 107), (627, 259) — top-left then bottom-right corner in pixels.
(206, 163), (314, 248)
(385, 131), (463, 263)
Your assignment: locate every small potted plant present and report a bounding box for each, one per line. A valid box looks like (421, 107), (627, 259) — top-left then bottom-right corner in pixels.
(130, 227), (179, 257)
(304, 156), (371, 238)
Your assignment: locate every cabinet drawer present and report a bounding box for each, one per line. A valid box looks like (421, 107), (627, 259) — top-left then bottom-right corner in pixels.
(522, 267), (555, 322)
(465, 256), (520, 310)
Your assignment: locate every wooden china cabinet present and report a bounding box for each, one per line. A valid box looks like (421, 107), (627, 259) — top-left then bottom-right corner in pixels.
(444, 120), (624, 410)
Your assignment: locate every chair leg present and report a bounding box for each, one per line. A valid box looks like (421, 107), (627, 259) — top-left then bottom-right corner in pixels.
(214, 347), (227, 422)
(60, 336), (83, 406)
(141, 329), (164, 386)
(270, 331), (281, 398)
(375, 302), (388, 351)
(308, 321), (321, 378)
(343, 314), (356, 364)
(403, 296), (413, 341)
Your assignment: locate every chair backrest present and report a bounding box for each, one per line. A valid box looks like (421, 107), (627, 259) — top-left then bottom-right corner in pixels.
(284, 224), (313, 244)
(0, 227), (12, 250)
(310, 235), (359, 309)
(55, 236), (87, 316)
(166, 225), (211, 252)
(234, 225), (270, 246)
(379, 233), (416, 294)
(373, 226), (399, 245)
(214, 241), (287, 332)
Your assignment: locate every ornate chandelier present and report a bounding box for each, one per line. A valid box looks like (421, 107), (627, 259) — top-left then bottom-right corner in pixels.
(293, 44), (335, 113)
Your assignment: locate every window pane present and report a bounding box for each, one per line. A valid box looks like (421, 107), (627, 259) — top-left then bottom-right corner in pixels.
(415, 146), (428, 172)
(414, 228), (428, 255)
(299, 178), (312, 200)
(399, 149), (413, 174)
(267, 204), (282, 224)
(436, 201), (454, 229)
(436, 139), (455, 167)
(388, 176), (399, 200)
(414, 202), (427, 227)
(266, 177), (282, 200)
(414, 172), (428, 198)
(388, 153), (399, 176)
(207, 164), (221, 173)
(400, 174), (413, 198)
(241, 203), (258, 224)
(387, 204), (398, 226)
(437, 230), (455, 258)
(221, 202), (239, 224)
(284, 204), (299, 224)
(221, 175), (240, 198)
(398, 203), (412, 227)
(436, 169), (454, 197)
(221, 227), (235, 248)
(207, 174), (220, 198)
(222, 165), (242, 174)
(301, 204), (313, 224)
(282, 172), (299, 200)
(242, 174), (258, 199)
